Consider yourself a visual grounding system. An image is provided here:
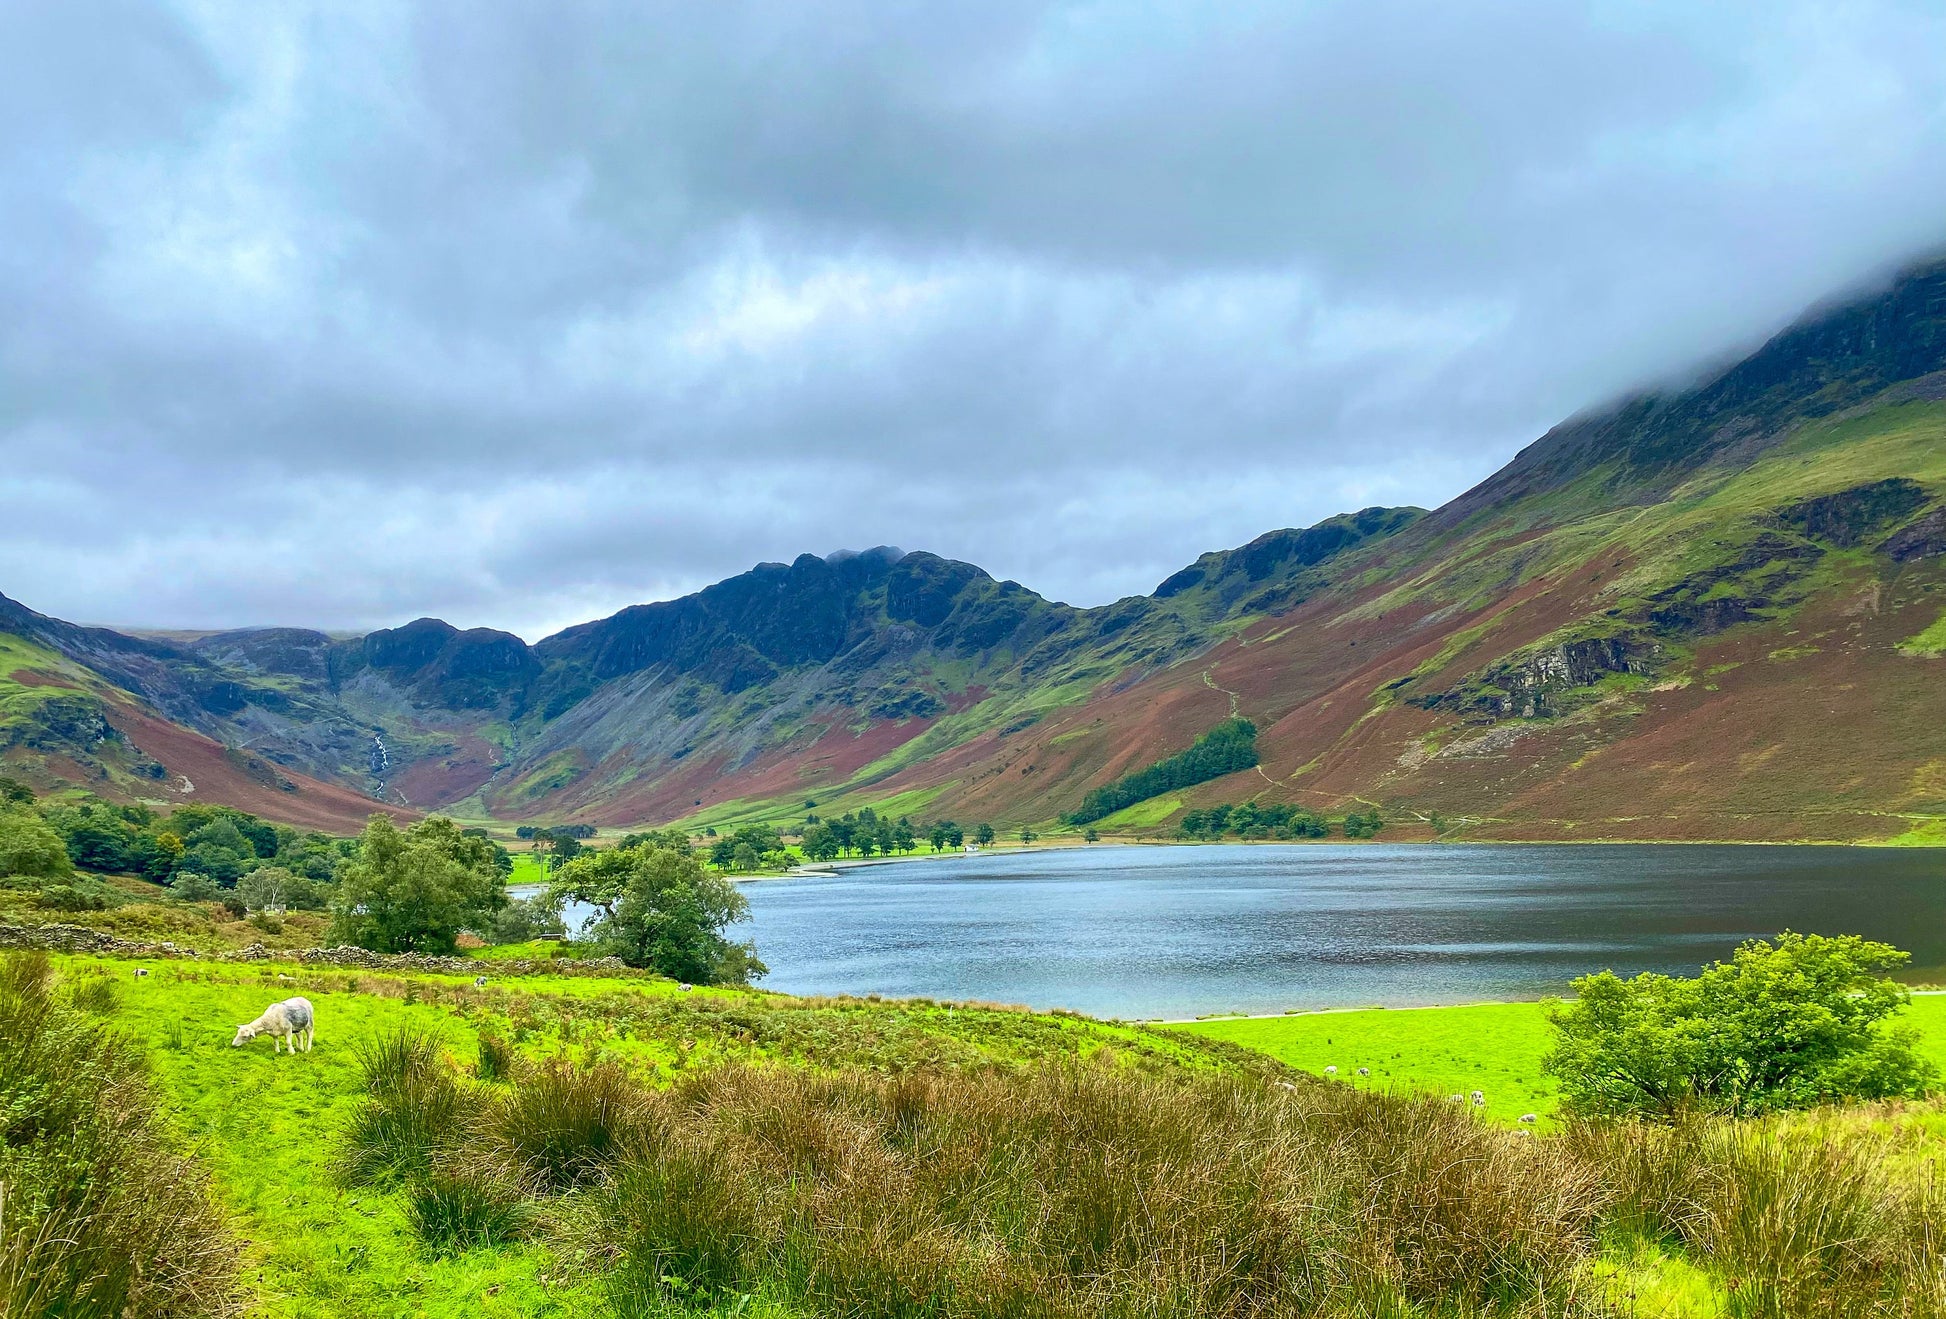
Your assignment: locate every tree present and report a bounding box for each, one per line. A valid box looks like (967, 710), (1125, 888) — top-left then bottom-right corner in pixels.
(1082, 826), (1100, 843)
(328, 815), (508, 954)
(1342, 809), (1384, 840)
(170, 871), (220, 903)
(491, 890), (567, 944)
(0, 809), (73, 880)
(237, 865), (326, 912)
(799, 824), (841, 862)
(974, 823), (994, 846)
(1018, 827), (1038, 845)
(584, 846), (765, 984)
(1545, 932), (1935, 1120)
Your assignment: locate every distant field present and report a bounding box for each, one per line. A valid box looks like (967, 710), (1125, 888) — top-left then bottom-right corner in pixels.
(1179, 994), (1946, 1125)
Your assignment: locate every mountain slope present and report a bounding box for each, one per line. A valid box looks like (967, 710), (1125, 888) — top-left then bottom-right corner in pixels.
(5, 254), (1946, 839)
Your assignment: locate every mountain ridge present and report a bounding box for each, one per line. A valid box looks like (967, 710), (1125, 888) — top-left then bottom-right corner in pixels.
(7, 253), (1946, 841)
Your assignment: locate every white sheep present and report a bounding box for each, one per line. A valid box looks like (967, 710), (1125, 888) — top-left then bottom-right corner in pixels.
(1470, 1090), (1485, 1106)
(1356, 1067), (1370, 1077)
(1448, 1093), (1464, 1102)
(1518, 1113), (1538, 1124)
(133, 967), (150, 979)
(474, 976), (488, 988)
(1513, 1128), (1533, 1139)
(1323, 1065), (1337, 1076)
(678, 983), (693, 993)
(232, 996), (315, 1054)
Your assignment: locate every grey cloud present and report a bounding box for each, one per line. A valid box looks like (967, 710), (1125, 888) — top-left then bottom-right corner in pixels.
(3, 1), (1946, 638)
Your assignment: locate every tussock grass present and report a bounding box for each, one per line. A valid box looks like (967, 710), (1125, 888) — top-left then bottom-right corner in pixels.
(1570, 1113), (1946, 1317)
(405, 1166), (531, 1255)
(593, 1063), (1602, 1317)
(478, 1058), (642, 1191)
(341, 1028), (467, 1186)
(68, 972), (119, 1015)
(475, 1031), (516, 1082)
(0, 952), (240, 1319)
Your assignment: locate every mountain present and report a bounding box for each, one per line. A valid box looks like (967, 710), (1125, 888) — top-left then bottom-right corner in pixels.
(7, 254), (1946, 841)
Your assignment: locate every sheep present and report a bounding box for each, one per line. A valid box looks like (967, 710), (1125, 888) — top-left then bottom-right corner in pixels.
(1448, 1093), (1464, 1102)
(1518, 1113), (1538, 1124)
(232, 997), (315, 1054)
(1323, 1065), (1337, 1076)
(133, 967), (150, 979)
(1356, 1067), (1370, 1077)
(1470, 1090), (1485, 1106)
(474, 976), (488, 988)
(678, 983), (693, 993)
(1513, 1128), (1533, 1138)
(1275, 1080), (1299, 1092)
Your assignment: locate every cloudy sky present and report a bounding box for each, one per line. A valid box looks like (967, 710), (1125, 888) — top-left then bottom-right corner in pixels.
(4, 1), (1945, 640)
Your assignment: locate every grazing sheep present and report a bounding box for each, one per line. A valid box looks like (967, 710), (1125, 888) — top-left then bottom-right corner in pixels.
(1518, 1113), (1538, 1124)
(678, 983), (693, 993)
(1356, 1067), (1370, 1077)
(1448, 1093), (1464, 1102)
(231, 997), (315, 1054)
(474, 976), (488, 988)
(133, 968), (150, 979)
(1323, 1065), (1337, 1076)
(1470, 1090), (1485, 1106)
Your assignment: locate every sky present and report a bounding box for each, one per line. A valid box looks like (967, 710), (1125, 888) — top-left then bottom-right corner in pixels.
(4, 2), (1946, 641)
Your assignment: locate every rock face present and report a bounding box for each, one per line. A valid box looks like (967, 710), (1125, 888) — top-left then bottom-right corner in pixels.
(1880, 506), (1946, 561)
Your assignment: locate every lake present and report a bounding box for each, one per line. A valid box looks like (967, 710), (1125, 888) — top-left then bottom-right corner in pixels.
(724, 844), (1946, 1019)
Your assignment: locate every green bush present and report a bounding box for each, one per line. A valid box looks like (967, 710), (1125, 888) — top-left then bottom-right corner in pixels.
(1546, 932), (1934, 1120)
(328, 816), (506, 954)
(35, 883), (110, 912)
(169, 871), (221, 903)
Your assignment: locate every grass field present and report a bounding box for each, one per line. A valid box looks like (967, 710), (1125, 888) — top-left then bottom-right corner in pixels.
(1178, 994), (1946, 1126)
(18, 950), (1946, 1318)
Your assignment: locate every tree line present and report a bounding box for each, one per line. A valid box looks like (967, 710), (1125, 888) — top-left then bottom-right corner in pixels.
(1065, 718), (1260, 825)
(1177, 801), (1384, 840)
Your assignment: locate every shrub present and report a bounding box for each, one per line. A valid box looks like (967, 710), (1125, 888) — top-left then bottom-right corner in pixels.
(341, 1030), (470, 1185)
(1546, 932), (1935, 1119)
(35, 883), (109, 912)
(0, 952), (240, 1318)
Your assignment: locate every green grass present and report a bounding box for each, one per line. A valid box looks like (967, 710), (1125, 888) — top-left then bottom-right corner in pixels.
(1898, 608), (1946, 658)
(1089, 794), (1184, 829)
(1179, 994), (1946, 1125)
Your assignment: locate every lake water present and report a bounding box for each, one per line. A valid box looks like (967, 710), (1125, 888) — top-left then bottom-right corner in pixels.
(723, 844), (1946, 1019)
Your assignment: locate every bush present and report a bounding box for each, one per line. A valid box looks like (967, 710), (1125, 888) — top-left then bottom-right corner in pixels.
(0, 952), (241, 1317)
(560, 846), (765, 984)
(35, 883), (109, 912)
(1545, 932), (1935, 1119)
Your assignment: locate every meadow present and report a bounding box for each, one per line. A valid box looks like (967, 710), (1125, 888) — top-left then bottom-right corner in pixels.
(12, 949), (1946, 1317)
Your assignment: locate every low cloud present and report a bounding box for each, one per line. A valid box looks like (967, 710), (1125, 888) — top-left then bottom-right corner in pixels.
(4, 1), (1945, 638)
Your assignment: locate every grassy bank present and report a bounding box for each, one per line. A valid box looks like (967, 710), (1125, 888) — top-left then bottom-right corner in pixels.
(10, 953), (1946, 1316)
(1179, 995), (1946, 1125)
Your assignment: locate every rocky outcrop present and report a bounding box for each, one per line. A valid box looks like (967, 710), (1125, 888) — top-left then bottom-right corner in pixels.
(1420, 635), (1659, 721)
(1880, 506), (1946, 562)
